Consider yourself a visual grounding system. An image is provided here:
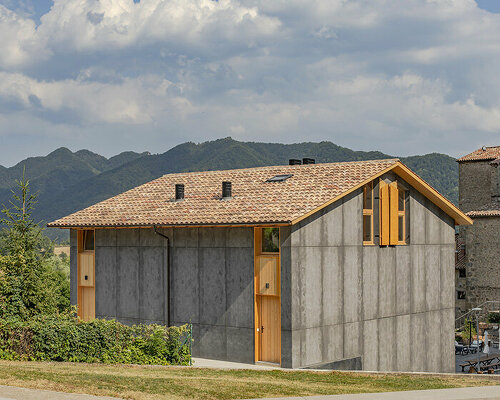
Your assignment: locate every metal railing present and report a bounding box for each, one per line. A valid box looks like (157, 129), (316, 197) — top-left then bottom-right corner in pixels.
(455, 301), (500, 330)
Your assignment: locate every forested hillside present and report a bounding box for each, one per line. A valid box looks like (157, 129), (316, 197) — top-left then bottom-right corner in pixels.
(0, 138), (458, 241)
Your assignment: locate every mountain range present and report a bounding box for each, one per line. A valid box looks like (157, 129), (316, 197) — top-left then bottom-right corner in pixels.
(0, 138), (459, 242)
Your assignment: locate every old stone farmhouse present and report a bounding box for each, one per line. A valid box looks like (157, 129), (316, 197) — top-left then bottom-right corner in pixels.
(48, 158), (471, 372)
(456, 146), (500, 314)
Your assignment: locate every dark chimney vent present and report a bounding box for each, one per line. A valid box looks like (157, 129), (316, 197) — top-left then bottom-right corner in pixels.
(302, 158), (315, 164)
(289, 159), (301, 165)
(175, 184), (184, 201)
(222, 181), (232, 199)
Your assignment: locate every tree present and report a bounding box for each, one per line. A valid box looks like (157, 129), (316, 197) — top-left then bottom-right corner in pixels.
(461, 317), (476, 345)
(0, 170), (58, 319)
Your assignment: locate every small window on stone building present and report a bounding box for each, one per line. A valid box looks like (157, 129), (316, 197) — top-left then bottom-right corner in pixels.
(457, 290), (466, 300)
(459, 269), (466, 278)
(363, 182), (374, 245)
(262, 228), (279, 253)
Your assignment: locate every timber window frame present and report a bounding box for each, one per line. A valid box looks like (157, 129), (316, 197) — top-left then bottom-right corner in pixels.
(379, 179), (408, 246)
(362, 182), (374, 245)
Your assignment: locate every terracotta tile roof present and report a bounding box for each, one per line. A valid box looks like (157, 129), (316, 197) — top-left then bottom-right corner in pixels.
(466, 203), (500, 218)
(47, 159), (398, 228)
(457, 146), (500, 162)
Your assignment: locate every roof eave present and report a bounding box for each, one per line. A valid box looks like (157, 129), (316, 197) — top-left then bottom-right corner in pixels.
(46, 221), (293, 229)
(291, 161), (472, 226)
(391, 162), (472, 226)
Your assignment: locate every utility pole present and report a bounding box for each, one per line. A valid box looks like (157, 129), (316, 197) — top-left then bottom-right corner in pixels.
(472, 307), (482, 373)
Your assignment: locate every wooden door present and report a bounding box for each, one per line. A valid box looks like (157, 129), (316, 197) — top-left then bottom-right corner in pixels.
(259, 296), (280, 363)
(254, 227), (281, 364)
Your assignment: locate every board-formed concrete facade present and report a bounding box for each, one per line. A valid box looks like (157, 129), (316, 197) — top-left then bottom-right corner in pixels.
(70, 226), (256, 363)
(69, 177), (456, 372)
(279, 187), (455, 372)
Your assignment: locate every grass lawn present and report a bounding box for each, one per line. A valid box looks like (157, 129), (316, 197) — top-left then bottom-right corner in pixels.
(0, 361), (498, 400)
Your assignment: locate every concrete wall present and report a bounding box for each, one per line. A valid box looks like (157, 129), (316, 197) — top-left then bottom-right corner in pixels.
(70, 226), (255, 364)
(280, 186), (456, 372)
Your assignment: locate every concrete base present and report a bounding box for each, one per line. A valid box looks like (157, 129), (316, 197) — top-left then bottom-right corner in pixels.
(246, 386), (500, 400)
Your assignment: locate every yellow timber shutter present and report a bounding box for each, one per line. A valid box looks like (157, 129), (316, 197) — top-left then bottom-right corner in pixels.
(379, 180), (390, 245)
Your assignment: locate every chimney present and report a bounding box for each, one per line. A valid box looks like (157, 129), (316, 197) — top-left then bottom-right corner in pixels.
(302, 158), (315, 165)
(289, 159), (301, 165)
(175, 184), (184, 201)
(222, 181), (232, 199)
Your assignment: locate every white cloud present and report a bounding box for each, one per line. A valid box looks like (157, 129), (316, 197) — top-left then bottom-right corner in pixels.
(0, 5), (48, 68)
(1, 0), (500, 165)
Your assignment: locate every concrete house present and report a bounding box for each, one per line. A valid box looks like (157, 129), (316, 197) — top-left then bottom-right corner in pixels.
(48, 158), (471, 372)
(456, 146), (500, 314)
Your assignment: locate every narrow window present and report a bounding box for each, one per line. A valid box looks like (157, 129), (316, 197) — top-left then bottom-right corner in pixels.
(459, 269), (466, 278)
(397, 186), (406, 244)
(457, 290), (466, 300)
(262, 227), (279, 253)
(82, 230), (95, 251)
(363, 182), (374, 244)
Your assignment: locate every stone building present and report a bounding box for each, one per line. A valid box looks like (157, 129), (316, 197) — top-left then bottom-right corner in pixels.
(456, 146), (500, 314)
(49, 158), (471, 372)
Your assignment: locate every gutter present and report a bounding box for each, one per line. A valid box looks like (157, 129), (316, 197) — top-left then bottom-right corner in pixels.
(153, 226), (171, 327)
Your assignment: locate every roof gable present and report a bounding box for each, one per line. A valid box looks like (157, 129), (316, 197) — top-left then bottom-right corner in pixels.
(47, 159), (471, 228)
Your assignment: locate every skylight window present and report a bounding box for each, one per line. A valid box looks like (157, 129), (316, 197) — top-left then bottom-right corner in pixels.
(266, 174), (293, 182)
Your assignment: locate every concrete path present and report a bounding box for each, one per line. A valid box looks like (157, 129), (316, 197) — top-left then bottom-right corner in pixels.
(0, 385), (120, 400)
(248, 386), (500, 400)
(192, 357), (280, 370)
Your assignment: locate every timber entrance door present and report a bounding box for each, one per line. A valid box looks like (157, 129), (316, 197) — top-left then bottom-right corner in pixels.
(77, 230), (95, 321)
(254, 228), (281, 364)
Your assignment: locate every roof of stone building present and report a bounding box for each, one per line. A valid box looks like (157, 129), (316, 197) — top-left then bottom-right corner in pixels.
(47, 159), (472, 228)
(457, 146), (500, 162)
(466, 203), (500, 218)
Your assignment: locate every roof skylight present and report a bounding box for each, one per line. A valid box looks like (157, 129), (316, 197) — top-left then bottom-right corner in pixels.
(266, 174), (293, 182)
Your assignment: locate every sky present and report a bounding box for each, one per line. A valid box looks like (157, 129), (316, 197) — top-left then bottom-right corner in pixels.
(0, 0), (500, 166)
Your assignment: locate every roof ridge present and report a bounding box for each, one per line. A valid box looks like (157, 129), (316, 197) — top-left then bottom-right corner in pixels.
(457, 145), (500, 162)
(157, 158), (400, 178)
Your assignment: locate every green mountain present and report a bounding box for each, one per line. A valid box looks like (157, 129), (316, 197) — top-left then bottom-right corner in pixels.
(0, 138), (458, 242)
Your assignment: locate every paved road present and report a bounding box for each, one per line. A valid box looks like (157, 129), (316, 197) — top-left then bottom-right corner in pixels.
(0, 385), (120, 400)
(247, 386), (500, 400)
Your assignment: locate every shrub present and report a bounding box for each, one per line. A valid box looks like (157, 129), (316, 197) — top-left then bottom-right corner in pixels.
(0, 310), (192, 365)
(488, 312), (500, 324)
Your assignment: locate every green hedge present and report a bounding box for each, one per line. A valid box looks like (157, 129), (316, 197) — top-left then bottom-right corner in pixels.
(0, 311), (192, 365)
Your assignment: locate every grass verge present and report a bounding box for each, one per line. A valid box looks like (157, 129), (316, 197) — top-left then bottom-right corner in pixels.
(0, 361), (497, 400)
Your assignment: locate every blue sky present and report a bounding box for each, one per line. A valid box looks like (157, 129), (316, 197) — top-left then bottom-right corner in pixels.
(0, 0), (499, 166)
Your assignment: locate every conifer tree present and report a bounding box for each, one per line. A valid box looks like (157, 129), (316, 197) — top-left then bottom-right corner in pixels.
(0, 169), (57, 319)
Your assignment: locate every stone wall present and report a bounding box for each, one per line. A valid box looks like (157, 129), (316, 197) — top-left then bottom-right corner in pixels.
(463, 217), (500, 307)
(458, 161), (492, 213)
(280, 186), (456, 372)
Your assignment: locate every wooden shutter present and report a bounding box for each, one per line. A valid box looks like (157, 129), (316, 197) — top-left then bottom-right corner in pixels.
(389, 182), (399, 245)
(379, 180), (390, 245)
